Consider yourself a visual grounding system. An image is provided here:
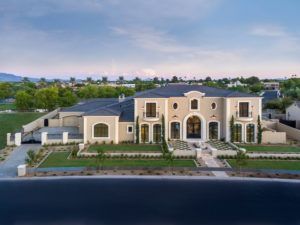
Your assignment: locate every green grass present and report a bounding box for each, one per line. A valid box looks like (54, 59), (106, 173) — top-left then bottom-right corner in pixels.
(0, 104), (16, 111)
(39, 152), (196, 168)
(0, 113), (45, 149)
(228, 159), (300, 170)
(241, 145), (300, 153)
(88, 144), (162, 152)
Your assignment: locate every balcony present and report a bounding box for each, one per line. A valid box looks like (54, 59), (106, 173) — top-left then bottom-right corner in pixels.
(143, 112), (160, 122)
(236, 111), (254, 122)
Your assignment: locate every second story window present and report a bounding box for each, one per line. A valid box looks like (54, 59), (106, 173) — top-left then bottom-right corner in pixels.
(146, 102), (157, 117)
(239, 102), (249, 117)
(191, 99), (199, 110)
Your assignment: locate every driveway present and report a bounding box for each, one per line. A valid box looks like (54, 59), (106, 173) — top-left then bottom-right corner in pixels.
(0, 144), (41, 178)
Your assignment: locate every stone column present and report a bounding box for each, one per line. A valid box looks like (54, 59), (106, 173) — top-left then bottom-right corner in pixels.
(7, 133), (11, 146)
(15, 133), (22, 146)
(62, 132), (68, 144)
(41, 132), (48, 146)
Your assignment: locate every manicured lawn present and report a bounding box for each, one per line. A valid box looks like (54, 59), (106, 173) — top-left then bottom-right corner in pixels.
(88, 144), (162, 153)
(39, 152), (196, 168)
(241, 145), (300, 153)
(0, 113), (45, 149)
(227, 159), (300, 170)
(0, 104), (16, 111)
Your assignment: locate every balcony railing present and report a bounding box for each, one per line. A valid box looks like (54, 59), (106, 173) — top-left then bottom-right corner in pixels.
(143, 112), (159, 119)
(236, 111), (253, 121)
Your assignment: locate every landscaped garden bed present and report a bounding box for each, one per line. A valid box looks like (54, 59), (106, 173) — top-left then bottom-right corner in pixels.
(87, 144), (162, 153)
(240, 145), (300, 153)
(227, 159), (300, 170)
(39, 152), (196, 168)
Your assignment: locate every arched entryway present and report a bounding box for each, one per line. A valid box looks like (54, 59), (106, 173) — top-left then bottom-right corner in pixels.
(186, 116), (201, 139)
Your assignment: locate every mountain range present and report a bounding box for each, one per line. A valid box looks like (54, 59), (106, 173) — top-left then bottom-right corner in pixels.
(0, 73), (40, 82)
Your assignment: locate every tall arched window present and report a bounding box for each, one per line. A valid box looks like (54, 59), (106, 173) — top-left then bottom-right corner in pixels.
(141, 124), (149, 143)
(153, 124), (162, 143)
(233, 124), (242, 142)
(246, 124), (255, 143)
(94, 123), (109, 138)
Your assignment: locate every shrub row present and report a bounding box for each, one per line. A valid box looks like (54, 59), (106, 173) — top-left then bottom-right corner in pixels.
(218, 155), (300, 160)
(77, 154), (195, 160)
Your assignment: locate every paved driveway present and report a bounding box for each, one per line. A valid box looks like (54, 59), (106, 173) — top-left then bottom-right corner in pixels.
(0, 144), (41, 178)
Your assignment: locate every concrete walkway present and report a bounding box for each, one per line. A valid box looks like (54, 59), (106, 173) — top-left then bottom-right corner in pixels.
(0, 144), (41, 178)
(201, 153), (229, 178)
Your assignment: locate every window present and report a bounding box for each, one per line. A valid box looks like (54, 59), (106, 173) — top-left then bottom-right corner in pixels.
(145, 103), (156, 117)
(171, 122), (180, 139)
(127, 125), (133, 134)
(239, 102), (249, 117)
(94, 123), (109, 138)
(209, 122), (219, 140)
(191, 99), (198, 110)
(141, 124), (149, 143)
(211, 102), (217, 110)
(153, 124), (162, 143)
(233, 124), (242, 142)
(173, 103), (178, 110)
(246, 124), (255, 143)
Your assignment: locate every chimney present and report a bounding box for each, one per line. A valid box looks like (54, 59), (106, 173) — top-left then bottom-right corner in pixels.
(119, 93), (125, 102)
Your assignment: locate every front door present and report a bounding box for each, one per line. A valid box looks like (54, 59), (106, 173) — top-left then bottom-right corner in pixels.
(187, 116), (201, 139)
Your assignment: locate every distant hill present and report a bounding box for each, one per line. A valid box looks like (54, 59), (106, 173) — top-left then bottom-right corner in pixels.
(0, 73), (39, 82)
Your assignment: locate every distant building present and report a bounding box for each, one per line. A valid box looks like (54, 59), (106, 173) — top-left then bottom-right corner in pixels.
(261, 90), (281, 105)
(286, 101), (300, 121)
(227, 80), (246, 88)
(263, 82), (280, 90)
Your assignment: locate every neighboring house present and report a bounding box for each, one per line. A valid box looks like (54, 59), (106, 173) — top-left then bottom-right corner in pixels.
(286, 101), (300, 129)
(46, 84), (262, 144)
(261, 90), (281, 105)
(227, 80), (246, 88)
(263, 82), (280, 90)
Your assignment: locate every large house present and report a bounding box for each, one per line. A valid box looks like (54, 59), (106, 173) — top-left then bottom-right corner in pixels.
(56, 84), (262, 144)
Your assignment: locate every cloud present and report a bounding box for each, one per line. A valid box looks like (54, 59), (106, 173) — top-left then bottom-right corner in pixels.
(250, 25), (287, 37)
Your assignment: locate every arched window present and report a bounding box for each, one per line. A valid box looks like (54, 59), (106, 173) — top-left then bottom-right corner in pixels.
(233, 124), (242, 142)
(153, 124), (162, 143)
(246, 124), (255, 143)
(187, 116), (201, 139)
(171, 122), (180, 139)
(191, 99), (199, 110)
(209, 122), (219, 140)
(141, 124), (149, 143)
(94, 123), (109, 138)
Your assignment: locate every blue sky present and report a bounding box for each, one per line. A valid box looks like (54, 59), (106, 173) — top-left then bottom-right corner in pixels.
(0, 0), (299, 79)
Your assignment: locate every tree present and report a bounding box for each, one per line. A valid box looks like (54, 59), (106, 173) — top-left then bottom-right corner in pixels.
(117, 76), (125, 84)
(25, 150), (38, 167)
(58, 89), (78, 107)
(235, 150), (247, 173)
(77, 85), (98, 99)
(257, 115), (262, 144)
(230, 115), (235, 142)
(86, 77), (93, 84)
(205, 76), (212, 82)
(161, 114), (166, 143)
(245, 76), (260, 85)
(165, 152), (174, 174)
(15, 91), (33, 110)
(22, 77), (29, 83)
(96, 148), (106, 171)
(101, 76), (108, 84)
(171, 76), (179, 83)
(70, 77), (76, 85)
(135, 116), (139, 144)
(34, 87), (59, 110)
(0, 82), (13, 99)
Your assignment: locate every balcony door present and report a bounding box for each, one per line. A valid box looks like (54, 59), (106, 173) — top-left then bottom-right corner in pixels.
(239, 102), (249, 117)
(146, 103), (156, 117)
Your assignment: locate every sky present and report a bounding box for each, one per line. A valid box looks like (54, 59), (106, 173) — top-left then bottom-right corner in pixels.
(0, 0), (300, 79)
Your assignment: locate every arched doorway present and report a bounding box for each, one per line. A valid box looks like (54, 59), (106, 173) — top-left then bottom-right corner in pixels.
(209, 122), (219, 140)
(186, 116), (201, 139)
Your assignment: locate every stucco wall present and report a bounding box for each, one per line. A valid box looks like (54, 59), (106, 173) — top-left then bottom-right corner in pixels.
(119, 122), (134, 142)
(262, 131), (286, 144)
(277, 122), (300, 141)
(84, 116), (118, 144)
(286, 104), (300, 121)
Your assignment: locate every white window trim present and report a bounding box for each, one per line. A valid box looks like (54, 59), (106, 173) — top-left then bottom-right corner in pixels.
(144, 101), (158, 118)
(211, 102), (217, 110)
(245, 123), (256, 143)
(127, 125), (134, 134)
(152, 123), (162, 143)
(207, 120), (220, 140)
(189, 98), (200, 111)
(140, 122), (151, 143)
(169, 120), (182, 140)
(92, 122), (110, 139)
(237, 100), (251, 118)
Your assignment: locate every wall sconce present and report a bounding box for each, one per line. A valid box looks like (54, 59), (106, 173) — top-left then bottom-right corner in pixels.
(211, 115), (216, 119)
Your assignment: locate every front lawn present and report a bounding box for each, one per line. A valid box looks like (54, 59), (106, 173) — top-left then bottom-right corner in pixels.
(0, 104), (16, 111)
(39, 152), (196, 168)
(227, 159), (300, 170)
(88, 144), (162, 153)
(240, 145), (300, 153)
(0, 113), (45, 149)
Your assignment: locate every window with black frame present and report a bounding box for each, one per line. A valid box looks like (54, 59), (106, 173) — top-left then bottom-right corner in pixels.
(239, 102), (249, 117)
